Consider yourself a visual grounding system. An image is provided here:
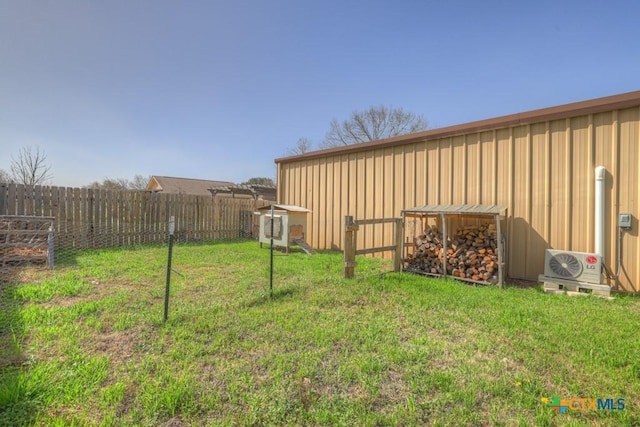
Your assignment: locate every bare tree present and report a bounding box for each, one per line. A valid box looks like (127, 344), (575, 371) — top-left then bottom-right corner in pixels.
(286, 137), (314, 156)
(129, 174), (151, 190)
(10, 146), (53, 186)
(87, 175), (151, 190)
(0, 168), (12, 183)
(320, 105), (427, 148)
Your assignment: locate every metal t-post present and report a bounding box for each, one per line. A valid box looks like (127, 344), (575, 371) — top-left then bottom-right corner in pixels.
(270, 205), (274, 297)
(164, 216), (175, 323)
(47, 225), (54, 270)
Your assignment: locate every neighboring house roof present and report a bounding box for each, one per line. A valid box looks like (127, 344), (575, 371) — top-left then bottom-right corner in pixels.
(146, 176), (235, 196)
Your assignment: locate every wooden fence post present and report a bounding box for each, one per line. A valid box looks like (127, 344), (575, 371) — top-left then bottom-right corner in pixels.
(393, 218), (403, 272)
(344, 215), (358, 278)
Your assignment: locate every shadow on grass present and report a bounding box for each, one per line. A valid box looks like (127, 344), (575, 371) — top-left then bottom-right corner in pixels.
(0, 273), (39, 426)
(243, 287), (299, 308)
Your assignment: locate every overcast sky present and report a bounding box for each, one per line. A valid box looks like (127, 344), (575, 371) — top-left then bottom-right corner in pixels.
(1, 0), (639, 187)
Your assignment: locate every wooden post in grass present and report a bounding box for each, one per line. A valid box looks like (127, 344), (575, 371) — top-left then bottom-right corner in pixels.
(344, 215), (358, 278)
(393, 218), (403, 272)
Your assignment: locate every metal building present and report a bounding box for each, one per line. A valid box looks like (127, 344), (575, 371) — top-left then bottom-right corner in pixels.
(275, 91), (640, 292)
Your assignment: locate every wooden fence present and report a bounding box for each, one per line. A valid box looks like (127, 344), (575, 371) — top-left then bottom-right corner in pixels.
(0, 184), (271, 249)
(343, 215), (403, 278)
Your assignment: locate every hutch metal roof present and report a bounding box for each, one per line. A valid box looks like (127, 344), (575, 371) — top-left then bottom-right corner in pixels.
(256, 204), (312, 213)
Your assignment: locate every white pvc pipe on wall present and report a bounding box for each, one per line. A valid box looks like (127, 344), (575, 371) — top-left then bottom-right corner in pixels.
(595, 166), (606, 258)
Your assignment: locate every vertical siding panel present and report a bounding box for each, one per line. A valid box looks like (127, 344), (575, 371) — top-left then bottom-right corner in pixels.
(276, 163), (283, 203)
(465, 134), (480, 204)
(570, 116), (592, 253)
(496, 129), (511, 209)
(299, 162), (308, 212)
(385, 148), (396, 245)
(511, 126), (529, 278)
(618, 108), (638, 291)
(356, 151), (366, 249)
(565, 119), (573, 250)
(451, 136), (465, 204)
(427, 141), (439, 205)
(318, 158), (327, 250)
(610, 110), (621, 289)
(549, 120), (569, 251)
(373, 150), (384, 250)
(326, 157), (342, 249)
(404, 145), (416, 211)
(494, 129), (512, 275)
(382, 148), (393, 219)
(393, 145), (404, 215)
(544, 123), (552, 244)
(278, 163), (288, 205)
(286, 165), (294, 204)
(293, 164), (301, 207)
(340, 155), (350, 249)
(348, 153), (357, 220)
(288, 164), (296, 206)
(364, 151), (376, 248)
(528, 123), (548, 278)
(415, 141), (427, 206)
(364, 150), (377, 217)
(310, 159), (319, 247)
(298, 162), (305, 207)
(480, 131), (495, 204)
(439, 138), (452, 205)
(279, 166), (286, 203)
(335, 157), (344, 250)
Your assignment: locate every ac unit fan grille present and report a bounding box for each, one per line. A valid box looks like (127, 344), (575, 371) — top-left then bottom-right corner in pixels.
(548, 253), (582, 278)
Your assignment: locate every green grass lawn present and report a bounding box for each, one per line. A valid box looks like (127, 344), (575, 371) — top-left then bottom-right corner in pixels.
(1, 240), (639, 426)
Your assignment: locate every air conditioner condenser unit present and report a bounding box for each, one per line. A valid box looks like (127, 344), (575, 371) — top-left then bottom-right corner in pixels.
(543, 249), (602, 285)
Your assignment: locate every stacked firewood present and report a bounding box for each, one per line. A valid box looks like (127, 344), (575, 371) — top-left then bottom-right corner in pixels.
(405, 223), (499, 283)
(405, 225), (446, 274)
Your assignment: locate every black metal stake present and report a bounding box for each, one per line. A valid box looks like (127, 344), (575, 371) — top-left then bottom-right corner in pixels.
(164, 216), (175, 323)
(47, 225), (54, 270)
(270, 205), (274, 298)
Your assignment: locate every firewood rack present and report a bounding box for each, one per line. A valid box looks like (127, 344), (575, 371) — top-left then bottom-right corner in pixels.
(401, 204), (507, 287)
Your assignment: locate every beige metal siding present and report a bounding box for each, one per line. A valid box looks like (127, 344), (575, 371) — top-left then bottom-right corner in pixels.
(277, 104), (640, 292)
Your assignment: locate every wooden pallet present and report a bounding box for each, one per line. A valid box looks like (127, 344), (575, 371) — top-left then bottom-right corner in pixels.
(538, 275), (612, 298)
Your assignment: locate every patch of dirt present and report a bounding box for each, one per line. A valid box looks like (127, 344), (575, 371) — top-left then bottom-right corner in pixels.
(88, 327), (144, 365)
(164, 417), (184, 427)
(375, 368), (410, 410)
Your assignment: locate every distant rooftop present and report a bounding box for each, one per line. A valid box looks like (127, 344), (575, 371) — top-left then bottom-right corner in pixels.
(146, 176), (235, 196)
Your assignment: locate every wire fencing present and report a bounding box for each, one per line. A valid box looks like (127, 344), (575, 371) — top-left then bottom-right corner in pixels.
(0, 189), (270, 354)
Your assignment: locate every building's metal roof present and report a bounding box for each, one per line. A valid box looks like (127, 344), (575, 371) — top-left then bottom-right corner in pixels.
(257, 204), (312, 213)
(402, 204), (507, 215)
